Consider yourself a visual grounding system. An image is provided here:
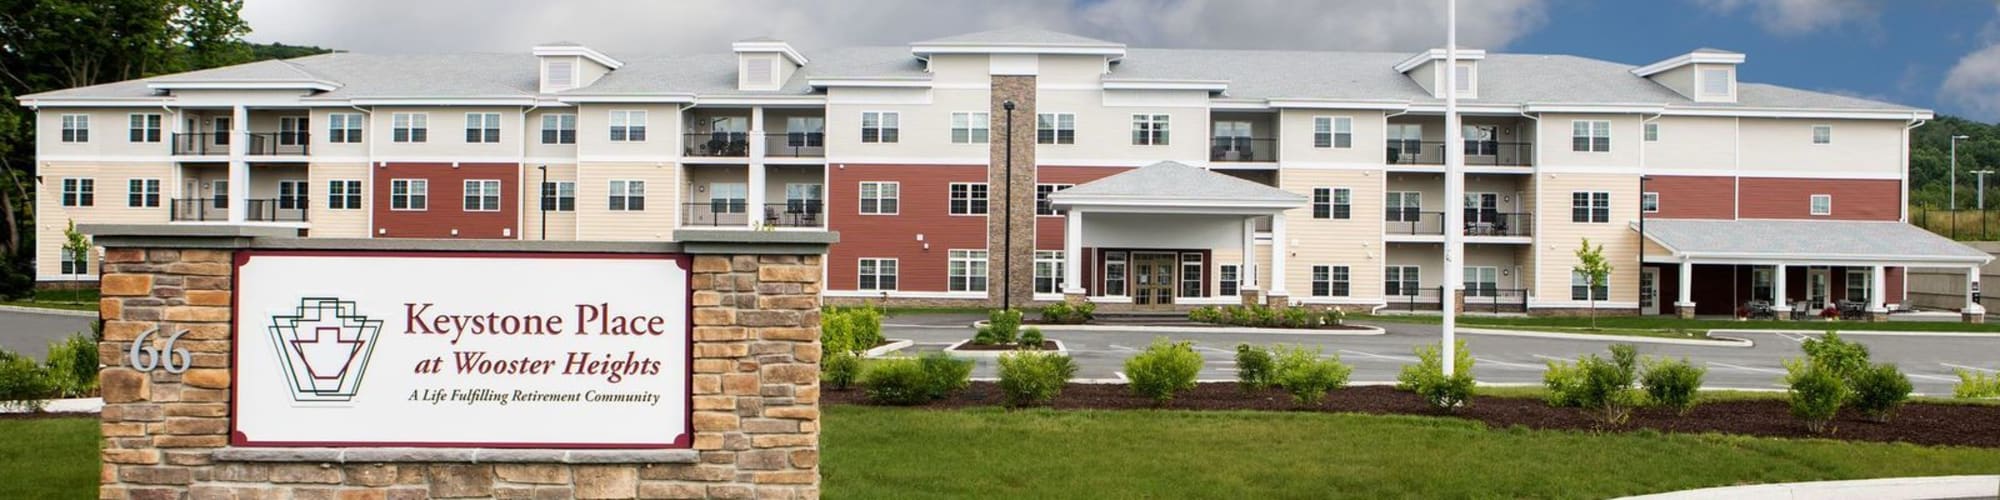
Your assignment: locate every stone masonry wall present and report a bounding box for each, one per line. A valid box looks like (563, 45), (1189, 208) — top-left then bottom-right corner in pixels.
(96, 246), (824, 499)
(988, 74), (1038, 308)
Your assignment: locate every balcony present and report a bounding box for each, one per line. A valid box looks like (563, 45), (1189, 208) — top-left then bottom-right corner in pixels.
(765, 132), (826, 158)
(172, 132), (311, 156)
(170, 198), (308, 222)
(1464, 288), (1530, 313)
(1209, 137), (1276, 163)
(681, 201), (825, 228)
(1384, 211), (1445, 236)
(685, 132), (749, 158)
(1385, 141), (1533, 167)
(1465, 212), (1533, 237)
(1384, 287), (1445, 312)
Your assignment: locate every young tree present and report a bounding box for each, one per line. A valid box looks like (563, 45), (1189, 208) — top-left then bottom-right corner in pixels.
(62, 220), (87, 304)
(1573, 238), (1613, 329)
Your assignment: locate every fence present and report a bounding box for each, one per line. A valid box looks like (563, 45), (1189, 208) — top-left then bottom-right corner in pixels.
(1911, 204), (2000, 241)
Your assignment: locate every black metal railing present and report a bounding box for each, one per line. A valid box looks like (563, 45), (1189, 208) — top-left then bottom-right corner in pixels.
(172, 133), (227, 156)
(245, 132), (310, 156)
(170, 198), (308, 222)
(1209, 137), (1277, 162)
(1384, 286), (1446, 312)
(766, 132), (826, 158)
(1385, 141), (1534, 166)
(1464, 288), (1530, 313)
(685, 132), (750, 157)
(1463, 212), (1532, 237)
(1384, 211), (1446, 235)
(172, 132), (311, 156)
(682, 201), (751, 226)
(762, 201), (825, 228)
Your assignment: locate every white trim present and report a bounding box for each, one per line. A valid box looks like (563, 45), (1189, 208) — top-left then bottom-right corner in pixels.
(1641, 168), (1899, 180)
(37, 155), (173, 163)
(1100, 79), (1229, 92)
(806, 77), (932, 89)
(1809, 194), (1833, 216)
(826, 157), (985, 166)
(911, 45), (1125, 58)
(1394, 48), (1487, 73)
(1630, 51), (1746, 77)
(147, 80), (340, 92)
(1293, 297), (1389, 306)
(946, 181), (989, 216)
(731, 40), (809, 66)
(532, 45), (624, 69)
(1523, 103), (1668, 114)
(1662, 107), (1930, 121)
(18, 98), (170, 108)
(854, 257), (899, 292)
(693, 95), (826, 106)
(576, 154), (683, 163)
(370, 155), (525, 164)
(1267, 98), (1410, 111)
(1529, 300), (1641, 309)
(344, 97), (537, 106)
(554, 94), (699, 104)
(856, 181), (900, 216)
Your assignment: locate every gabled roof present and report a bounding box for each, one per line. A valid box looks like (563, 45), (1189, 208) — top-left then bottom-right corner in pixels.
(1050, 161), (1304, 213)
(1641, 219), (1991, 265)
(145, 59), (340, 91)
(914, 28), (1122, 48)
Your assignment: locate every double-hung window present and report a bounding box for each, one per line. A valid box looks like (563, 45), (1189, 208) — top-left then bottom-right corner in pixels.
(1220, 265), (1241, 296)
(1313, 188), (1351, 219)
(708, 183), (747, 214)
(1313, 265), (1351, 297)
(1644, 122), (1660, 142)
(541, 114), (576, 144)
(61, 114), (89, 143)
(1385, 191), (1422, 222)
(1465, 266), (1499, 297)
(1571, 192), (1610, 223)
(61, 178), (94, 207)
(127, 179), (160, 208)
(462, 180), (501, 212)
(465, 113), (501, 143)
(1103, 252), (1129, 296)
(1180, 253), (1205, 298)
(213, 118), (232, 146)
(1314, 116), (1352, 148)
(860, 111), (899, 143)
(785, 117), (825, 148)
(1034, 251), (1065, 294)
(610, 110), (647, 142)
(948, 182), (988, 215)
(948, 250), (988, 292)
(1131, 114), (1169, 145)
(279, 116), (309, 146)
(1386, 124), (1423, 162)
(1037, 112), (1075, 144)
(128, 114), (162, 143)
(389, 179), (427, 210)
(1845, 269), (1871, 303)
(1752, 268), (1774, 302)
(1385, 266), (1420, 297)
(60, 247), (88, 275)
(609, 180), (646, 211)
(1571, 120), (1611, 152)
(328, 113), (363, 143)
(541, 181), (576, 211)
(1036, 184), (1073, 216)
(1571, 270), (1609, 301)
(277, 180), (309, 210)
(859, 181), (899, 214)
(951, 112), (989, 144)
(328, 180), (363, 210)
(392, 113), (428, 143)
(858, 258), (898, 291)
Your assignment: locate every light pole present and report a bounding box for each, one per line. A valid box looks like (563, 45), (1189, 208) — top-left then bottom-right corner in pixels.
(537, 164), (548, 240)
(1978, 169), (1997, 210)
(1952, 135), (1970, 210)
(1002, 100), (1016, 311)
(1639, 175), (1652, 311)
(1441, 0), (1462, 376)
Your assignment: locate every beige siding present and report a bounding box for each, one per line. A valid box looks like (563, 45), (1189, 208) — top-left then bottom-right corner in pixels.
(576, 162), (679, 241)
(1383, 244), (1526, 290)
(1652, 65), (1698, 100)
(309, 108), (368, 159)
(522, 164), (578, 241)
(1737, 118), (1902, 177)
(38, 108), (173, 159)
(578, 103), (684, 159)
(36, 162), (174, 279)
(1645, 116), (1737, 171)
(1037, 55), (1107, 85)
(308, 163), (371, 238)
(1539, 113), (1643, 168)
(1280, 110), (1387, 164)
(524, 108), (581, 159)
(1385, 173), (1530, 215)
(371, 106), (525, 159)
(1035, 88), (1208, 164)
(1533, 172), (1641, 305)
(826, 87), (989, 163)
(1279, 168), (1385, 302)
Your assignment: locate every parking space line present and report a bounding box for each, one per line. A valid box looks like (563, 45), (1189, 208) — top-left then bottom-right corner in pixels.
(1905, 372), (1959, 382)
(1475, 357), (1544, 370)
(1338, 349), (1417, 362)
(1942, 362), (1997, 373)
(1707, 362), (1786, 375)
(1113, 371), (1129, 382)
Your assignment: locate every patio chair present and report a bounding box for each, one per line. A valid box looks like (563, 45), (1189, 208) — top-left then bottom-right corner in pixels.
(1746, 300), (1777, 320)
(1790, 301), (1810, 321)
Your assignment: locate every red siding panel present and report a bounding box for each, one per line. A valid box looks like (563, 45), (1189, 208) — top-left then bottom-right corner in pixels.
(1739, 177), (1899, 221)
(827, 164), (989, 293)
(1644, 175), (1735, 220)
(1033, 166), (1133, 250)
(373, 162), (519, 239)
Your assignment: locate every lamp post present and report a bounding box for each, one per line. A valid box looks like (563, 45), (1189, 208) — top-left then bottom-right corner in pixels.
(1978, 169), (1997, 210)
(1002, 100), (1017, 311)
(1441, 0), (1462, 376)
(1952, 135), (1970, 210)
(537, 164), (548, 240)
(1639, 175), (1652, 311)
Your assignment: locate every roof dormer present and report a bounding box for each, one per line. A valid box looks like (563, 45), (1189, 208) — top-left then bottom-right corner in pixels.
(1396, 47), (1485, 99)
(733, 37), (807, 92)
(1632, 48), (1744, 103)
(533, 42), (622, 94)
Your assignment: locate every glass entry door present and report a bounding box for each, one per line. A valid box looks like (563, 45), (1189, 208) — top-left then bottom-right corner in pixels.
(1131, 252), (1178, 309)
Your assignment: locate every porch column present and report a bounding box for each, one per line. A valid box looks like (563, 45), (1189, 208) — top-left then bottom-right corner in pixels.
(1268, 213), (1289, 304)
(1966, 266), (1986, 324)
(747, 106), (767, 228)
(1773, 264), (1788, 319)
(1240, 217), (1258, 291)
(1675, 259), (1695, 319)
(226, 105), (249, 223)
(1062, 210), (1085, 295)
(1868, 265), (1888, 321)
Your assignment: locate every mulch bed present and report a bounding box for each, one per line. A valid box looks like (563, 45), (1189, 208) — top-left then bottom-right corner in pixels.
(825, 382), (2000, 448)
(950, 341), (1061, 351)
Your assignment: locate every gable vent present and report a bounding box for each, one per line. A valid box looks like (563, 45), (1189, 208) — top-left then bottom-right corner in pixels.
(548, 60), (574, 88)
(747, 58), (776, 86)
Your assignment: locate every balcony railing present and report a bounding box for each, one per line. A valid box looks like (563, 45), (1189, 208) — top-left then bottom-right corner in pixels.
(172, 132), (311, 156)
(1385, 141), (1534, 167)
(682, 201), (751, 226)
(766, 132), (826, 158)
(762, 201), (825, 228)
(1384, 287), (1445, 312)
(1384, 211), (1445, 236)
(685, 132), (750, 158)
(1209, 137), (1276, 162)
(170, 198), (308, 222)
(172, 133), (228, 156)
(1464, 212), (1532, 237)
(246, 132), (310, 156)
(1464, 288), (1530, 313)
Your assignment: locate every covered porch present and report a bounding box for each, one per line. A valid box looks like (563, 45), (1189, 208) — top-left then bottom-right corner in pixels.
(1639, 219), (1992, 322)
(1048, 161), (1305, 309)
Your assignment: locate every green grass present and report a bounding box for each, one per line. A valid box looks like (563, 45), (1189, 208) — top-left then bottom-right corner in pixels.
(2, 289), (100, 313)
(824, 406), (2000, 499)
(0, 418), (100, 499)
(1473, 385), (2000, 407)
(1356, 314), (2000, 334)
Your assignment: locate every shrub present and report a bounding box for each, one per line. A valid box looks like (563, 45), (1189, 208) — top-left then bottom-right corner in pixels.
(822, 351), (862, 391)
(1071, 302), (1097, 323)
(0, 353), (52, 413)
(1281, 307), (1315, 329)
(1784, 358), (1848, 433)
(1020, 327), (1046, 349)
(1189, 306), (1221, 324)
(1542, 344), (1641, 425)
(857, 353), (972, 405)
(1124, 338), (1202, 405)
(43, 332), (99, 398)
(1271, 345), (1351, 406)
(1252, 306), (1279, 328)
(1397, 340), (1475, 411)
(977, 309), (1024, 346)
(1801, 331), (1870, 383)
(1320, 308), (1346, 327)
(821, 304), (884, 355)
(1640, 357), (1705, 415)
(1234, 343), (1276, 391)
(1850, 363), (1913, 423)
(1038, 302), (1094, 325)
(1541, 360), (1586, 408)
(1959, 369), (2000, 399)
(1041, 302), (1073, 324)
(918, 352), (973, 400)
(997, 351), (1078, 407)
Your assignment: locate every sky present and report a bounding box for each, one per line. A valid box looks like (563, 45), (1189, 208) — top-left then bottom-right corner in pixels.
(241, 0), (2000, 121)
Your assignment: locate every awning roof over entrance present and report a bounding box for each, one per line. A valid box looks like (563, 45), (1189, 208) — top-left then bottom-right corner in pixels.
(1638, 219), (1992, 266)
(1048, 160), (1306, 214)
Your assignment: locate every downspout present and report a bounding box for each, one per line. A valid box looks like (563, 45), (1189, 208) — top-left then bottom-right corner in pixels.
(1902, 116), (1927, 223)
(1383, 108), (1407, 313)
(1519, 110), (1542, 308)
(1638, 112), (1661, 308)
(162, 103), (178, 218)
(351, 104), (374, 237)
(518, 102), (541, 240)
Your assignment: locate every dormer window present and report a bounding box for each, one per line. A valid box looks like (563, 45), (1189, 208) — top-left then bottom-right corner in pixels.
(548, 60), (575, 89)
(1701, 68), (1731, 97)
(1454, 64), (1474, 93)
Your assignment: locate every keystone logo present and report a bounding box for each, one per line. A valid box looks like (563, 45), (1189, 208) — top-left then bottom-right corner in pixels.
(268, 297), (383, 402)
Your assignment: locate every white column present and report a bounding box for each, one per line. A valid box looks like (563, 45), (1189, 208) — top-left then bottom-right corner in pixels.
(1773, 264), (1788, 311)
(747, 106), (767, 227)
(1869, 265), (1887, 312)
(1240, 217), (1259, 291)
(1967, 266), (1986, 315)
(1062, 210), (1085, 294)
(227, 105), (249, 223)
(1269, 213), (1288, 297)
(1676, 260), (1694, 308)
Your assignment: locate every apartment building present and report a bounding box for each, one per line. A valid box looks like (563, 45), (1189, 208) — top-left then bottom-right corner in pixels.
(23, 29), (1989, 318)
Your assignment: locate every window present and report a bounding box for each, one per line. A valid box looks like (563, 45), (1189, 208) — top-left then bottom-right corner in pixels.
(1385, 191), (1422, 222)
(213, 117), (232, 145)
(60, 178), (93, 207)
(465, 113), (501, 143)
(277, 180), (309, 210)
(1103, 252), (1128, 296)
(610, 110), (647, 142)
(59, 246), (88, 275)
(1219, 265), (1241, 296)
(128, 114), (161, 143)
(950, 112), (989, 144)
(126, 179), (160, 208)
(1035, 251), (1065, 294)
(1386, 124), (1423, 161)
(1752, 268), (1774, 302)
(859, 181), (899, 215)
(1035, 184), (1073, 216)
(1384, 266), (1419, 297)
(1454, 63), (1474, 92)
(784, 183), (822, 214)
(948, 182), (988, 215)
(1213, 121), (1252, 157)
(860, 111), (899, 143)
(1810, 194), (1832, 216)
(279, 116), (309, 146)
(1701, 68), (1731, 97)
(1571, 191), (1611, 223)
(708, 182), (747, 214)
(1812, 125), (1831, 145)
(1845, 269), (1871, 303)
(1463, 125), (1497, 155)
(1132, 114), (1169, 145)
(392, 113), (428, 143)
(547, 60), (574, 88)
(1037, 112), (1075, 144)
(462, 180), (501, 212)
(540, 181), (576, 211)
(1180, 253), (1205, 298)
(785, 117), (825, 148)
(1465, 266), (1499, 297)
(1641, 192), (1660, 213)
(1571, 120), (1611, 152)
(1312, 265), (1351, 297)
(1313, 116), (1352, 148)
(1571, 270), (1609, 301)
(211, 180), (228, 209)
(609, 180), (646, 211)
(540, 114), (576, 144)
(1644, 122), (1659, 142)
(60, 114), (89, 143)
(948, 250), (988, 292)
(329, 113), (363, 143)
(858, 258), (899, 291)
(1312, 187), (1351, 219)
(389, 179), (427, 210)
(328, 180), (363, 210)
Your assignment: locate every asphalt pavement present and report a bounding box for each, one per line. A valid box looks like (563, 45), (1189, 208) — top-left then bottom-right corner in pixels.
(0, 308), (97, 361)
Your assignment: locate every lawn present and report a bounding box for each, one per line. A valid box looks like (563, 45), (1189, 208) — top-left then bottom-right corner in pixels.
(1, 289), (100, 313)
(1357, 314), (2000, 335)
(0, 418), (101, 500)
(823, 406), (2000, 499)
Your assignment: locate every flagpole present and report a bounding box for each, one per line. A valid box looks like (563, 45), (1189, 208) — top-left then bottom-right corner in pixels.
(1442, 0), (1463, 376)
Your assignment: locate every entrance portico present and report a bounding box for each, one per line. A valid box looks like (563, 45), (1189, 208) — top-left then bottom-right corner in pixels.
(1640, 219), (1992, 322)
(1049, 161), (1305, 308)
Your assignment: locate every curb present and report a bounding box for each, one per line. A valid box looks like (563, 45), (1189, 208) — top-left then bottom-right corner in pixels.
(971, 321), (1387, 337)
(860, 339), (914, 358)
(0, 397), (104, 414)
(1617, 475), (2000, 500)
(942, 339), (1070, 358)
(0, 304), (97, 318)
(1711, 328), (2000, 338)
(1455, 327), (1753, 347)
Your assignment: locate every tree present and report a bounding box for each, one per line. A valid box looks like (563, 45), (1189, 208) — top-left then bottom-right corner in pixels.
(1573, 238), (1613, 329)
(61, 219), (86, 303)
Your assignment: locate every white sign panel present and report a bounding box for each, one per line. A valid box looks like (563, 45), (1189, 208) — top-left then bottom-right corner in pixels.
(232, 251), (692, 448)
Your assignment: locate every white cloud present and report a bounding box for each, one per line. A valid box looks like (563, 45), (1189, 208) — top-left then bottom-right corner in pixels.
(1942, 44), (2000, 121)
(240, 0), (1548, 54)
(1689, 0), (1882, 36)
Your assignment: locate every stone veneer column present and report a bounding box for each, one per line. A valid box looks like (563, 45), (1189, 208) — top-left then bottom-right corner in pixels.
(989, 75), (1038, 308)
